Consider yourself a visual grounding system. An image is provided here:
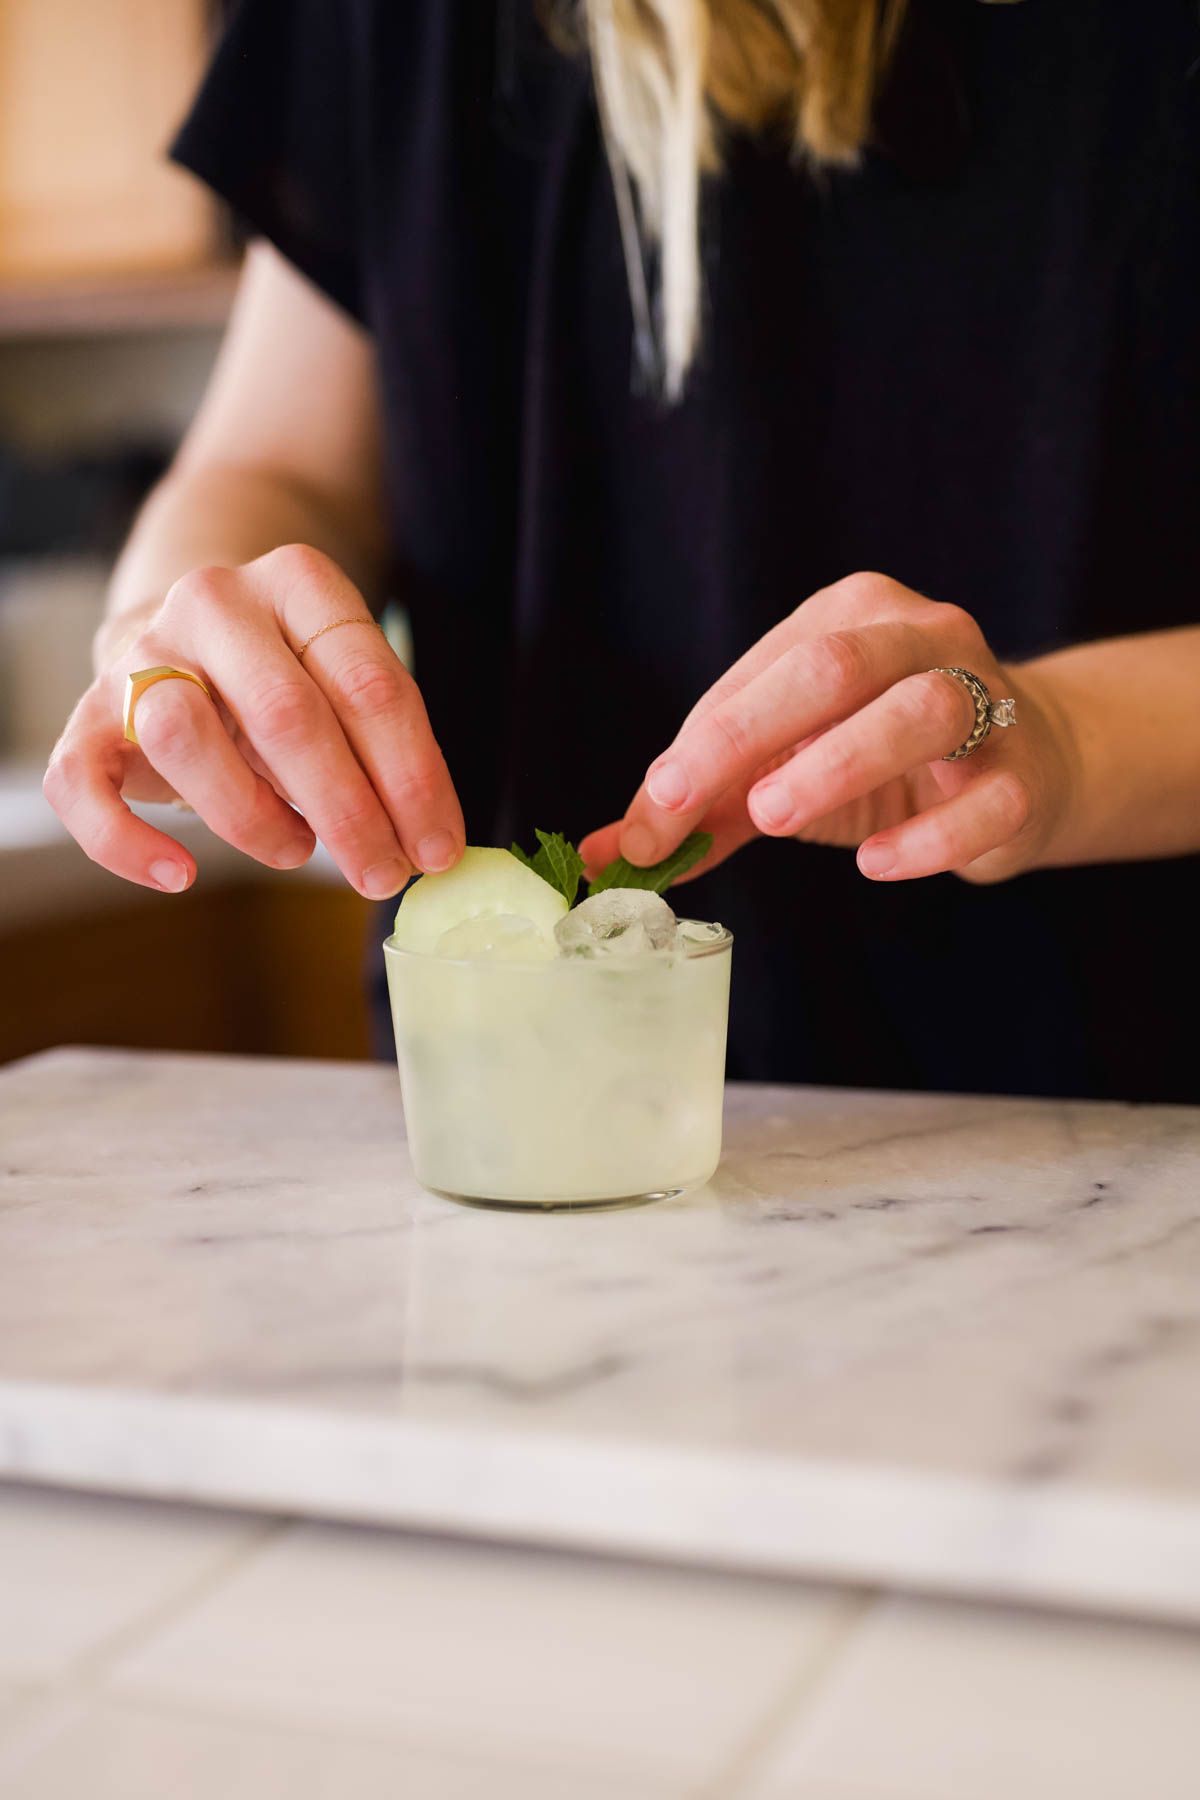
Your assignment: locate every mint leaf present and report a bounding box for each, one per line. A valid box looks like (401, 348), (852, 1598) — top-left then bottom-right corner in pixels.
(510, 831), (585, 907)
(589, 830), (713, 896)
(531, 830), (584, 907)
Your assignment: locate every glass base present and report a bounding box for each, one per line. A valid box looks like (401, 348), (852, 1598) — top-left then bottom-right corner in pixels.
(427, 1186), (683, 1214)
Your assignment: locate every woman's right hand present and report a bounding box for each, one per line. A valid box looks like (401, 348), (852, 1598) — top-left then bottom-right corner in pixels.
(43, 543), (464, 898)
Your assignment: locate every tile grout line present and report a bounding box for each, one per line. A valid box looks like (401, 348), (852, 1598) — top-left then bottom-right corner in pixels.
(0, 1509), (294, 1778)
(695, 1587), (882, 1800)
(64, 1511), (295, 1688)
(25, 1678), (700, 1792)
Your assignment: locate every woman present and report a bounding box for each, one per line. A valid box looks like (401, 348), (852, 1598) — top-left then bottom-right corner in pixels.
(44, 0), (1200, 1099)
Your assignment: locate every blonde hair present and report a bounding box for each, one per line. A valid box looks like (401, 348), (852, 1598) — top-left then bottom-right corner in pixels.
(563, 1), (907, 396)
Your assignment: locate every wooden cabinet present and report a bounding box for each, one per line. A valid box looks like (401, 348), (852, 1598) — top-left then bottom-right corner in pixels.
(0, 0), (217, 281)
(0, 882), (377, 1066)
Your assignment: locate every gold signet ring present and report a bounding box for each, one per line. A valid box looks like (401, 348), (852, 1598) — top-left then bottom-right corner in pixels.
(123, 666), (213, 746)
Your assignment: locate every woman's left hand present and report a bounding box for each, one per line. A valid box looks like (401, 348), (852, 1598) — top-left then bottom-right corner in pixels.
(579, 573), (1078, 888)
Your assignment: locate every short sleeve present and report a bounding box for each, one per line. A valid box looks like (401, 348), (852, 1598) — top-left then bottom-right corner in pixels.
(170, 0), (365, 322)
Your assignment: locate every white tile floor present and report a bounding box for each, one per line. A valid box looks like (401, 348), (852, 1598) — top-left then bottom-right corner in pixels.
(0, 1485), (270, 1683)
(2, 1482), (1199, 1800)
(0, 1685), (32, 1749)
(0, 1700), (680, 1800)
(741, 1593), (1200, 1800)
(109, 1520), (854, 1787)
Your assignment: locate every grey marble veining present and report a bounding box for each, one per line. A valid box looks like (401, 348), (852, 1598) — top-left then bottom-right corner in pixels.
(3, 1047), (1200, 1622)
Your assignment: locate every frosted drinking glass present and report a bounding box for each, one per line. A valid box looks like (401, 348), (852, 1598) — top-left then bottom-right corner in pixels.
(384, 928), (732, 1210)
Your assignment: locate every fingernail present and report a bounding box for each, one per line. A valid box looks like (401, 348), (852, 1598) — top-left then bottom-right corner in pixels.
(274, 838), (313, 870)
(363, 857), (408, 899)
(620, 823), (658, 866)
(150, 859), (189, 893)
(647, 760), (689, 811)
(858, 843), (895, 879)
(417, 830), (458, 873)
(751, 783), (793, 829)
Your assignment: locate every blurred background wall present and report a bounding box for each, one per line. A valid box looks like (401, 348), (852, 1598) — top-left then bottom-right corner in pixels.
(0, 0), (373, 1066)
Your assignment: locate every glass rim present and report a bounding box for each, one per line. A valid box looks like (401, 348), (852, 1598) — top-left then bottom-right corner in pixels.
(382, 920), (733, 969)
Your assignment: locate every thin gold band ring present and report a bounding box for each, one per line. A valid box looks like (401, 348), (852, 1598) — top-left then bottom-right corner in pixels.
(294, 618), (384, 661)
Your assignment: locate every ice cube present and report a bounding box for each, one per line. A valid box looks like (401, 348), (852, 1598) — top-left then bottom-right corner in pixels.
(434, 913), (556, 961)
(675, 918), (726, 951)
(594, 921), (655, 957)
(554, 888), (677, 957)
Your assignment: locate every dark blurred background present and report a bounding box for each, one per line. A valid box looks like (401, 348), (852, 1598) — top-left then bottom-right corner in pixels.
(0, 0), (373, 1067)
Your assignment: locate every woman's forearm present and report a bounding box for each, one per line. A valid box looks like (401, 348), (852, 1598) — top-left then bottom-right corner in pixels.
(1018, 626), (1200, 868)
(98, 460), (386, 669)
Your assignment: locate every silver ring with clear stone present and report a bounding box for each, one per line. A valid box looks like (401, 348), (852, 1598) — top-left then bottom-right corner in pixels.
(931, 667), (1018, 761)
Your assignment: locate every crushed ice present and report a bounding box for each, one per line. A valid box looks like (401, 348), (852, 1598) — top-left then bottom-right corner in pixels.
(554, 888), (677, 958)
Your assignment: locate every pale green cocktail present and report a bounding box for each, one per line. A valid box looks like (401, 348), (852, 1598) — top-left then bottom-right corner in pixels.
(384, 845), (731, 1210)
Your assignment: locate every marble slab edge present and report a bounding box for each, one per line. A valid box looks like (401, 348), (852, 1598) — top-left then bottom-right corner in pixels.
(2, 1379), (1199, 1627)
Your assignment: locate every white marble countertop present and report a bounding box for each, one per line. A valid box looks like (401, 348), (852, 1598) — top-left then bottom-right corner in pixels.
(3, 1047), (1200, 1628)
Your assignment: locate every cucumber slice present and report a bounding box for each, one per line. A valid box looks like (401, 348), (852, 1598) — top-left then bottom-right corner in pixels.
(391, 847), (568, 955)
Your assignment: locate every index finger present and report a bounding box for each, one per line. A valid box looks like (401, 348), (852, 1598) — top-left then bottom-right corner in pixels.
(44, 726), (197, 893)
(618, 620), (926, 866)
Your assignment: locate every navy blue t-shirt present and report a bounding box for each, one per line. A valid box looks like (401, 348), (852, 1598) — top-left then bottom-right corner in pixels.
(173, 0), (1200, 1101)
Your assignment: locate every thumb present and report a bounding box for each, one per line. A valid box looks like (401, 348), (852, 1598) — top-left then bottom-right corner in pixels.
(578, 820), (623, 881)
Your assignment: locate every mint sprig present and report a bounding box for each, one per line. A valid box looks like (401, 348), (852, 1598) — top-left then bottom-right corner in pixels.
(514, 827), (713, 902)
(510, 830), (585, 907)
(587, 830), (713, 896)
